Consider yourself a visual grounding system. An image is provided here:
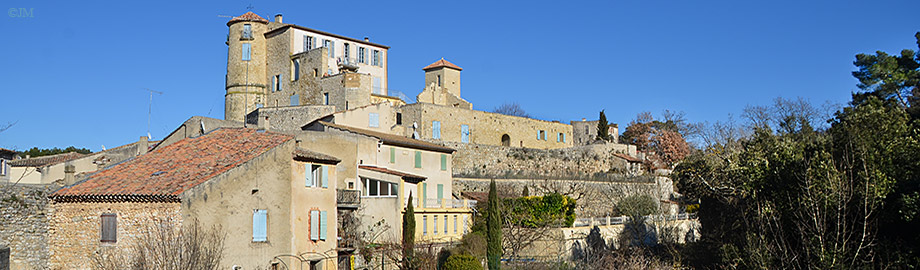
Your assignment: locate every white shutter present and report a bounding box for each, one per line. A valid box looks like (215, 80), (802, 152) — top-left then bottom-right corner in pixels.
(321, 165), (329, 188)
(319, 211), (328, 240)
(310, 210), (319, 240)
(305, 164), (313, 187)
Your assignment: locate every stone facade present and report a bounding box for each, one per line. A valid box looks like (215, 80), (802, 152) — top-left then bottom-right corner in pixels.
(442, 141), (639, 180)
(246, 105), (335, 133)
(570, 119), (619, 145)
(0, 183), (52, 270)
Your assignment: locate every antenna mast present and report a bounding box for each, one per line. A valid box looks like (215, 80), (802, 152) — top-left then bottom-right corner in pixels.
(143, 88), (164, 139)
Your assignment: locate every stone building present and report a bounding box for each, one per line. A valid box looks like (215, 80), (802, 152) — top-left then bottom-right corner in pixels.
(49, 128), (344, 270)
(4, 138), (155, 186)
(225, 12), (393, 122)
(570, 119), (619, 145)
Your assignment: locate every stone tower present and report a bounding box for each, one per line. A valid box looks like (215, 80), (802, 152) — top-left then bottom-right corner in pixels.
(423, 58), (462, 98)
(225, 12), (270, 122)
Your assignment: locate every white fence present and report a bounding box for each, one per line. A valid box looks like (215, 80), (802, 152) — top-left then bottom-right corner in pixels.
(572, 213), (697, 227)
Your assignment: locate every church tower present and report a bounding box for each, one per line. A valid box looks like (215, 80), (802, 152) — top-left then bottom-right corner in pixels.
(225, 12), (269, 122)
(423, 58), (462, 98)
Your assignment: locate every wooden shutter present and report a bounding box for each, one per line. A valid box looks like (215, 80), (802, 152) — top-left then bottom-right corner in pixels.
(321, 165), (329, 188)
(310, 210), (319, 240)
(414, 151), (422, 168)
(242, 43), (251, 61)
(432, 121), (440, 139)
(437, 184), (443, 201)
(253, 210), (267, 242)
(389, 147), (395, 163)
(100, 213), (117, 242)
(305, 164), (313, 187)
(440, 154), (447, 171)
(461, 125), (469, 143)
(319, 211), (328, 240)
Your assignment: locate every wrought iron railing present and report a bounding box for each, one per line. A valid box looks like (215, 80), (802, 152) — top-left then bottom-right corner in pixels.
(336, 189), (360, 205)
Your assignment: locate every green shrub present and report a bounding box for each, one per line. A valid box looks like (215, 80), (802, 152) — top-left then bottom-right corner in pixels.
(615, 194), (659, 217)
(444, 254), (482, 270)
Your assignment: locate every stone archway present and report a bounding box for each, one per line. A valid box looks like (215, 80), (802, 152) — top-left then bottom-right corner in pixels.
(501, 134), (511, 146)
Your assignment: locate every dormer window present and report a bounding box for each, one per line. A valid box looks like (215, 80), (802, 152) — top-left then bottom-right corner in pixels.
(242, 24), (253, 40)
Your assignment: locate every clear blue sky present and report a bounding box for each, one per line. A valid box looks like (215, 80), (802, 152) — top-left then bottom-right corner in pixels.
(1, 0), (918, 151)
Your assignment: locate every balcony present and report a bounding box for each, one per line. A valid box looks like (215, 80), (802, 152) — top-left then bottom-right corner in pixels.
(336, 189), (360, 209)
(409, 198), (477, 209)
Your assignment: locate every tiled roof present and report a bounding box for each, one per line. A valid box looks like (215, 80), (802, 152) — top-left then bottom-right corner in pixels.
(0, 148), (16, 154)
(358, 165), (427, 181)
(613, 153), (643, 163)
(316, 121), (455, 154)
(293, 148), (341, 165)
(9, 152), (86, 167)
(52, 128), (292, 202)
(227, 11), (268, 26)
(422, 58), (462, 71)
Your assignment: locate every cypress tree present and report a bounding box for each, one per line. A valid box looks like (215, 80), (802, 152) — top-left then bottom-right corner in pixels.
(597, 110), (610, 141)
(522, 186), (530, 197)
(403, 193), (416, 270)
(486, 179), (502, 270)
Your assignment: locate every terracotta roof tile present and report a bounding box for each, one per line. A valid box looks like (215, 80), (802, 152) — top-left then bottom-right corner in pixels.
(316, 121), (455, 154)
(422, 58), (462, 71)
(52, 128), (291, 201)
(9, 152), (86, 167)
(227, 11), (268, 26)
(293, 148), (341, 165)
(613, 153), (643, 163)
(358, 165), (427, 181)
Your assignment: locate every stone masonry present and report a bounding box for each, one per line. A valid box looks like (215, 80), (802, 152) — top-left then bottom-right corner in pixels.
(0, 183), (53, 270)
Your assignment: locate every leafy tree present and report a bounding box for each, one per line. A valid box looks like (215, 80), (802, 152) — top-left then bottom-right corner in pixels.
(403, 193), (416, 270)
(597, 110), (611, 141)
(852, 32), (920, 118)
(492, 103), (531, 118)
(443, 254), (482, 270)
(486, 180), (502, 270)
(18, 146), (91, 157)
(615, 194), (659, 217)
(620, 112), (692, 167)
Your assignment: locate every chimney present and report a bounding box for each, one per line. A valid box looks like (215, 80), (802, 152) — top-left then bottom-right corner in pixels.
(63, 164), (75, 186)
(582, 118), (586, 121)
(274, 14), (283, 23)
(138, 136), (148, 155)
(364, 37), (369, 42)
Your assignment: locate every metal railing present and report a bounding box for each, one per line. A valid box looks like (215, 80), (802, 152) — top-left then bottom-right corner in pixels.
(336, 189), (361, 205)
(410, 198), (478, 209)
(571, 213), (698, 228)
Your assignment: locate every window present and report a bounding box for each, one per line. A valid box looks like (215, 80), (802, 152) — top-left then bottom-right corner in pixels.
(310, 210), (319, 240)
(432, 121), (441, 139)
(274, 74), (282, 92)
(372, 50), (380, 66)
(440, 154), (447, 171)
(463, 216), (469, 233)
(437, 184), (443, 201)
(241, 43), (251, 61)
(100, 213), (117, 243)
(437, 75), (442, 86)
(444, 215), (448, 234)
(290, 94), (299, 106)
(372, 77), (382, 94)
(292, 59), (300, 81)
(242, 24), (252, 39)
(0, 159), (7, 176)
(323, 40), (334, 57)
(423, 216), (428, 235)
(369, 113), (379, 128)
(358, 47), (366, 63)
(253, 209), (267, 242)
(414, 151), (422, 168)
(538, 130), (546, 140)
(460, 125), (470, 143)
(453, 215), (458, 234)
(305, 164), (327, 188)
(344, 43), (350, 59)
(389, 147), (396, 163)
(303, 35), (310, 52)
(323, 93), (329, 105)
(362, 178), (397, 197)
(396, 113), (402, 125)
(433, 215), (438, 234)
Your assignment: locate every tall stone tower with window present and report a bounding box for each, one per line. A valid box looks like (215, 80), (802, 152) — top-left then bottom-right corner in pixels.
(225, 12), (270, 122)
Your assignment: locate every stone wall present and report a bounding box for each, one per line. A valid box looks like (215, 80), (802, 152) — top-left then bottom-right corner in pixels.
(441, 141), (638, 181)
(48, 202), (181, 270)
(247, 105), (335, 133)
(0, 183), (53, 270)
(570, 120), (619, 146)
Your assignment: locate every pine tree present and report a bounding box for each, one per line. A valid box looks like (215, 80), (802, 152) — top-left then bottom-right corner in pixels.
(403, 193), (416, 270)
(486, 180), (502, 270)
(597, 110), (610, 141)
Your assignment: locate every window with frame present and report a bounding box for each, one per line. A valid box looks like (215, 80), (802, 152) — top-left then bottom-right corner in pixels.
(433, 215), (438, 234)
(0, 159), (7, 176)
(253, 209), (267, 242)
(274, 75), (282, 92)
(292, 59), (300, 81)
(323, 93), (329, 105)
(362, 178), (397, 197)
(303, 35), (311, 52)
(444, 215), (448, 234)
(432, 121), (441, 139)
(305, 164), (328, 188)
(358, 47), (366, 63)
(309, 210), (328, 241)
(423, 216), (428, 235)
(100, 213), (117, 243)
(453, 215), (458, 234)
(242, 24), (252, 39)
(323, 40), (334, 57)
(344, 43), (350, 59)
(372, 50), (380, 66)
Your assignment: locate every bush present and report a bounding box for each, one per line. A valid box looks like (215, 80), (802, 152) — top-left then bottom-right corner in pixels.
(506, 193), (576, 228)
(444, 254), (482, 270)
(615, 194), (659, 217)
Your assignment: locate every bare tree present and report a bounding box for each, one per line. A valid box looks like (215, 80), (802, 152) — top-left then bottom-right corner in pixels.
(492, 103), (531, 118)
(92, 218), (225, 270)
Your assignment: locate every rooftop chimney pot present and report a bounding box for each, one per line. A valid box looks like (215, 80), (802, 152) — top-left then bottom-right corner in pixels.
(274, 14), (283, 23)
(364, 37), (369, 42)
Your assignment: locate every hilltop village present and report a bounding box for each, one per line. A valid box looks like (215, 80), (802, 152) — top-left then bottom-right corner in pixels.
(0, 12), (697, 270)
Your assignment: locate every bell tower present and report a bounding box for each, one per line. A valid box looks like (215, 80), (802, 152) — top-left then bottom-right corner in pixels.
(423, 58), (462, 98)
(225, 12), (269, 122)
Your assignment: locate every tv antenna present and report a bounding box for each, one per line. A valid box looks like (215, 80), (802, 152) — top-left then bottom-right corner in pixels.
(143, 88), (164, 139)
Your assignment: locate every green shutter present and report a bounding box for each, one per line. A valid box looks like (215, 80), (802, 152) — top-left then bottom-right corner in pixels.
(440, 154), (447, 171)
(437, 184), (443, 201)
(390, 147), (396, 163)
(414, 151), (422, 168)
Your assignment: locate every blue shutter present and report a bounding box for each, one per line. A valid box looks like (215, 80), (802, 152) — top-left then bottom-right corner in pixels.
(278, 74), (282, 91)
(310, 210), (319, 240)
(319, 211), (328, 240)
(253, 210), (267, 242)
(563, 133), (566, 143)
(321, 165), (329, 188)
(242, 43), (251, 61)
(432, 121), (441, 139)
(369, 113), (379, 128)
(461, 125), (469, 143)
(290, 95), (299, 106)
(305, 164), (313, 187)
(303, 35), (308, 52)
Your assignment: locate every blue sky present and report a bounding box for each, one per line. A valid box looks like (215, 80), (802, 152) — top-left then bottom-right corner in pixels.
(1, 0), (918, 151)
